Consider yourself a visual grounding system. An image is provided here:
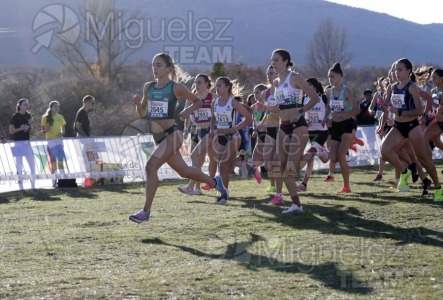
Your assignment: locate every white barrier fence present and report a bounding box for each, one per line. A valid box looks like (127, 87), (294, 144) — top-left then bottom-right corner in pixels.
(2, 125), (424, 193)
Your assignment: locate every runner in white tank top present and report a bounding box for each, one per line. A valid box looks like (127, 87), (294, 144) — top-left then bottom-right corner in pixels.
(296, 77), (330, 193)
(209, 77), (252, 205)
(255, 49), (320, 214)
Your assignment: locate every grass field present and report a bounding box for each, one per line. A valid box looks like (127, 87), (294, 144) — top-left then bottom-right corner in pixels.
(1, 164), (443, 299)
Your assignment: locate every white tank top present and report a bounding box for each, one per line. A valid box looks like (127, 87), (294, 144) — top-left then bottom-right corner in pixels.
(274, 72), (303, 108)
(214, 96), (235, 129)
(305, 95), (327, 131)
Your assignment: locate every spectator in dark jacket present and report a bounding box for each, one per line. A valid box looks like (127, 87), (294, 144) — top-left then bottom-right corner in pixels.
(356, 89), (375, 125)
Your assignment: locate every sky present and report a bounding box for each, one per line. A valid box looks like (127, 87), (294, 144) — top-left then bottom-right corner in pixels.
(325, 0), (441, 25)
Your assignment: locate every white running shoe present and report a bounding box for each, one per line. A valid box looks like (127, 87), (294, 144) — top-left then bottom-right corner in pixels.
(178, 186), (193, 195)
(312, 142), (329, 163)
(190, 188), (202, 195)
(282, 204), (303, 214)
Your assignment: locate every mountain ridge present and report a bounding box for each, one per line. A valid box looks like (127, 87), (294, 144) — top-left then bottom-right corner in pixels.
(0, 0), (441, 69)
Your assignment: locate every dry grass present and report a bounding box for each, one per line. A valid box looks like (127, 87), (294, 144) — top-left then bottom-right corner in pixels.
(1, 164), (443, 299)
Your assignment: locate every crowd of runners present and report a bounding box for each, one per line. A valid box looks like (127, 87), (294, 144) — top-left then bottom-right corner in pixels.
(128, 50), (443, 223)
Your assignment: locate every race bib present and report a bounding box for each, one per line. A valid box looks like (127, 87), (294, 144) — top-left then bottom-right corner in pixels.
(266, 95), (277, 106)
(275, 89), (303, 106)
(375, 110), (383, 120)
(330, 99), (344, 112)
(194, 108), (211, 122)
(215, 112), (232, 128)
(148, 101), (168, 118)
(432, 91), (442, 105)
(391, 93), (405, 109)
(306, 111), (321, 123)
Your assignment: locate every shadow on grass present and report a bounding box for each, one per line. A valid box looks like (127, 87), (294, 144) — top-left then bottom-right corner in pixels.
(0, 183), (143, 204)
(238, 198), (443, 248)
(0, 188), (96, 202)
(0, 190), (62, 203)
(307, 186), (443, 208)
(306, 192), (393, 206)
(142, 233), (373, 294)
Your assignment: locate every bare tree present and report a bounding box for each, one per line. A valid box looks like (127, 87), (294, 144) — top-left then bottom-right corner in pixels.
(307, 18), (353, 78)
(50, 0), (141, 82)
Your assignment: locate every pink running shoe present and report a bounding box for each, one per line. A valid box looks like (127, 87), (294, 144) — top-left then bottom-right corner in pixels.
(201, 183), (212, 191)
(269, 195), (283, 205)
(337, 186), (352, 193)
(252, 167), (262, 184)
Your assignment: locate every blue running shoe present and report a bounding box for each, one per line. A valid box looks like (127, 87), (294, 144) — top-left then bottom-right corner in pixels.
(214, 176), (229, 200)
(129, 210), (150, 223)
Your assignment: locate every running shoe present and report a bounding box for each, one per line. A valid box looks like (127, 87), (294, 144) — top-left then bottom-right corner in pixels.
(373, 174), (383, 181)
(312, 142), (330, 163)
(269, 195), (283, 205)
(434, 187), (443, 202)
(337, 186), (351, 193)
(297, 183), (307, 192)
(421, 178), (432, 196)
(266, 185), (276, 193)
(129, 210), (150, 223)
(191, 188), (202, 195)
(251, 167), (262, 184)
(390, 182), (398, 189)
(397, 185), (409, 193)
(354, 138), (365, 146)
(178, 186), (193, 195)
(215, 196), (227, 205)
(282, 204), (303, 214)
(397, 169), (411, 191)
(201, 183), (212, 191)
(214, 176), (229, 200)
(324, 175), (335, 182)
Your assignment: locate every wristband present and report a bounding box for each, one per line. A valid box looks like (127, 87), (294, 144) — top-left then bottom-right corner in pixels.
(298, 108), (304, 114)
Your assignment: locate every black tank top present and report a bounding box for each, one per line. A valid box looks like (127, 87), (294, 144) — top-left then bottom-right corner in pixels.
(391, 81), (414, 111)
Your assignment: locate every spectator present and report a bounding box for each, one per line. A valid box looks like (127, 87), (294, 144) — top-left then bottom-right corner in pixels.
(9, 98), (35, 189)
(74, 95), (95, 137)
(356, 89), (375, 125)
(41, 101), (67, 187)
